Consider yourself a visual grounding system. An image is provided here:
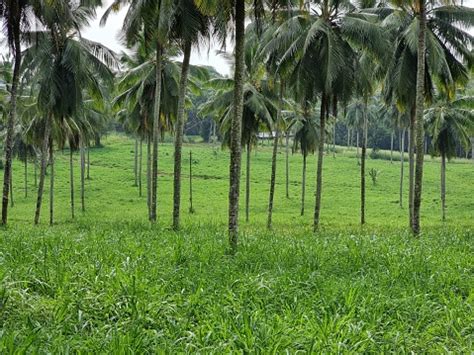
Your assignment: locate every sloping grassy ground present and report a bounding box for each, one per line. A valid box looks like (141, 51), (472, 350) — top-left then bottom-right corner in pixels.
(0, 134), (473, 352)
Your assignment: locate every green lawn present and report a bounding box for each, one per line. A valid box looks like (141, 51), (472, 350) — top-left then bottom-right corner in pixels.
(0, 135), (473, 352)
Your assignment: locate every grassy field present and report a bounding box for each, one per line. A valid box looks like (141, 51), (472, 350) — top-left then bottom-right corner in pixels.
(0, 135), (473, 352)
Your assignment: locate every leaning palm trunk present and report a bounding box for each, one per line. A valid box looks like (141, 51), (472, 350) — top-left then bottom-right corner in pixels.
(49, 138), (54, 226)
(399, 128), (406, 208)
(301, 154), (307, 216)
(172, 40), (192, 230)
(314, 94), (327, 230)
(228, 0), (246, 252)
(412, 0), (427, 235)
(34, 157), (37, 187)
(69, 147), (75, 219)
(267, 81), (283, 229)
(80, 144), (85, 212)
(361, 103), (368, 225)
(34, 116), (52, 225)
(441, 152), (446, 221)
(1, 35), (22, 225)
(150, 44), (163, 223)
(245, 143), (251, 223)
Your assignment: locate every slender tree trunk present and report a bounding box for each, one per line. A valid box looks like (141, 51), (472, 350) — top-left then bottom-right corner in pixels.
(134, 138), (138, 187)
(34, 157), (37, 187)
(34, 116), (52, 225)
(228, 0), (245, 252)
(409, 106), (415, 228)
(80, 144), (85, 212)
(301, 154), (307, 216)
(87, 148), (90, 180)
(390, 131), (394, 164)
(24, 158), (28, 198)
(361, 101), (368, 225)
(49, 138), (54, 226)
(189, 150), (194, 213)
(314, 93), (327, 230)
(150, 44), (163, 223)
(1, 32), (22, 225)
(173, 40), (192, 230)
(441, 152), (446, 221)
(267, 81), (283, 229)
(399, 128), (406, 208)
(347, 127), (351, 148)
(146, 135), (151, 217)
(9, 174), (13, 207)
(138, 139), (143, 197)
(413, 4), (427, 236)
(69, 146), (75, 219)
(332, 95), (337, 158)
(245, 142), (251, 223)
(356, 130), (360, 162)
(471, 137), (474, 161)
(285, 131), (290, 199)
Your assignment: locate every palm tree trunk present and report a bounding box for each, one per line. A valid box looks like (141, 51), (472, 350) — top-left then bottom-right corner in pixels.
(413, 0), (427, 234)
(24, 157), (28, 198)
(301, 154), (307, 216)
(245, 142), (251, 223)
(86, 148), (90, 180)
(441, 152), (446, 221)
(34, 116), (52, 225)
(80, 144), (85, 212)
(399, 128), (406, 208)
(69, 147), (75, 219)
(285, 131), (290, 199)
(134, 138), (138, 187)
(267, 81), (283, 229)
(332, 95), (337, 158)
(138, 139), (143, 197)
(347, 127), (351, 148)
(228, 0), (246, 252)
(150, 44), (163, 223)
(408, 107), (415, 226)
(356, 130), (360, 162)
(34, 157), (37, 188)
(1, 33), (22, 225)
(49, 138), (54, 226)
(361, 101), (368, 225)
(9, 174), (13, 208)
(189, 150), (194, 213)
(390, 131), (394, 164)
(314, 93), (327, 230)
(146, 135), (151, 217)
(173, 40), (192, 230)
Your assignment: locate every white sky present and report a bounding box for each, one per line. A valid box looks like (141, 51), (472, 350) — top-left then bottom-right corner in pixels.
(82, 1), (232, 76)
(82, 0), (474, 77)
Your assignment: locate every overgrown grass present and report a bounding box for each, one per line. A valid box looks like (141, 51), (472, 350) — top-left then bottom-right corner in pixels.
(0, 135), (473, 351)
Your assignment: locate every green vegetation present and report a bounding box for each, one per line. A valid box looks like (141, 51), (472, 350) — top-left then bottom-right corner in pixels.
(1, 136), (473, 352)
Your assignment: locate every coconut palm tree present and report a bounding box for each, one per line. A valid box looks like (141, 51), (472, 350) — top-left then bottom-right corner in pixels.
(378, 0), (474, 233)
(0, 0), (32, 224)
(292, 104), (318, 216)
(103, 0), (175, 223)
(22, 0), (115, 225)
(171, 0), (211, 230)
(266, 0), (386, 230)
(425, 95), (474, 221)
